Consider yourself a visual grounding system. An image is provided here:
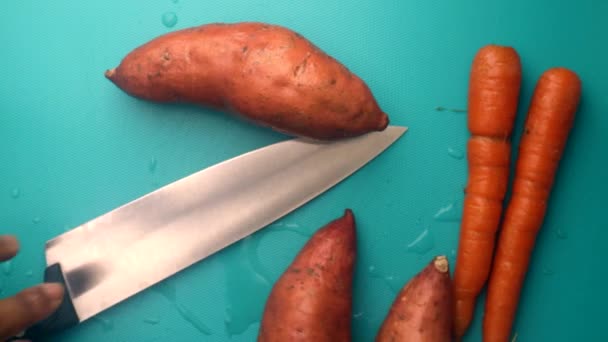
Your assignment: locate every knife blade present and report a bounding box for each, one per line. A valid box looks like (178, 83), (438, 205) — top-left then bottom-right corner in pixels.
(18, 125), (407, 340)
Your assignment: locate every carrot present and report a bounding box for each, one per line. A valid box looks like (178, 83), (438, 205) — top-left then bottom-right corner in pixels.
(483, 67), (581, 341)
(453, 45), (522, 339)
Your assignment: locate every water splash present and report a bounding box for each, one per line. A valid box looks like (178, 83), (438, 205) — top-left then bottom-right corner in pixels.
(406, 228), (435, 255)
(542, 268), (555, 276)
(435, 106), (467, 113)
(10, 188), (20, 199)
(176, 303), (212, 335)
(94, 317), (113, 332)
(149, 158), (158, 173)
(555, 228), (568, 240)
(245, 235), (273, 283)
(162, 12), (178, 28)
(224, 237), (271, 337)
(368, 265), (398, 293)
(268, 222), (311, 238)
(144, 317), (160, 325)
(152, 281), (211, 334)
(152, 280), (177, 303)
(447, 147), (465, 160)
(433, 200), (463, 222)
(2, 260), (13, 276)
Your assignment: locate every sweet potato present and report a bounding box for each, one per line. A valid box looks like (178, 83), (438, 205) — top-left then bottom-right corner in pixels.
(105, 22), (389, 140)
(258, 209), (356, 341)
(376, 256), (453, 342)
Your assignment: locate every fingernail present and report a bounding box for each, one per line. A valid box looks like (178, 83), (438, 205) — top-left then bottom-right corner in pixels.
(41, 283), (65, 305)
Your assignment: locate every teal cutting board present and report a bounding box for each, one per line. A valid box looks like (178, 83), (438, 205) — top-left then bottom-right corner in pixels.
(1, 0), (606, 341)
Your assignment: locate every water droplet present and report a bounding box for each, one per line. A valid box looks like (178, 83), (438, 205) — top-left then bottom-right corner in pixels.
(433, 201), (462, 222)
(162, 12), (178, 28)
(269, 223), (311, 238)
(152, 280), (177, 303)
(555, 228), (568, 240)
(224, 238), (271, 337)
(451, 249), (456, 257)
(176, 303), (212, 335)
(353, 311), (364, 319)
(32, 217), (41, 224)
(2, 260), (13, 276)
(10, 188), (20, 199)
(542, 268), (555, 276)
(149, 158), (158, 173)
(171, 0), (179, 3)
(25, 270), (33, 277)
(406, 228), (435, 255)
(144, 316), (160, 325)
(435, 106), (467, 113)
(285, 223), (299, 228)
(94, 317), (114, 332)
(244, 236), (272, 283)
(447, 147), (464, 160)
(368, 266), (398, 293)
(434, 203), (453, 218)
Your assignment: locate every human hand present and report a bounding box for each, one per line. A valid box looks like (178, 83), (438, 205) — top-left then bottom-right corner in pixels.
(0, 235), (64, 341)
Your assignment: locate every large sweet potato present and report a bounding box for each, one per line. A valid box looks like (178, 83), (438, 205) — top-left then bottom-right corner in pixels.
(258, 209), (356, 341)
(105, 22), (389, 140)
(376, 256), (453, 342)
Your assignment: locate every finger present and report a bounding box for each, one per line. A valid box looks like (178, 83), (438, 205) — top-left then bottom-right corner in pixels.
(0, 283), (64, 340)
(0, 235), (19, 261)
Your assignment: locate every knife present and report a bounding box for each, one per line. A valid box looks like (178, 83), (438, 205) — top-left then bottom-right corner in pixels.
(13, 125), (407, 340)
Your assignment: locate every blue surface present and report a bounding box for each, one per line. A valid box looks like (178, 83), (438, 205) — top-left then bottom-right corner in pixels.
(1, 0), (607, 341)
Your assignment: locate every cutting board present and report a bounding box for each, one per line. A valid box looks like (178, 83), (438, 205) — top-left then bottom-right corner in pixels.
(1, 0), (606, 341)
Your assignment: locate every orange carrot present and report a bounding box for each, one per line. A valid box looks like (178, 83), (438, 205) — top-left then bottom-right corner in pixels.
(453, 45), (522, 339)
(483, 67), (581, 341)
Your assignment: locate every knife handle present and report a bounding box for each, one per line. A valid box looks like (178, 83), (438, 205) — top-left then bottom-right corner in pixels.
(10, 263), (79, 341)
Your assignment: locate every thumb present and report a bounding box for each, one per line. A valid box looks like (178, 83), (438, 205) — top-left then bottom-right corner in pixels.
(0, 283), (64, 340)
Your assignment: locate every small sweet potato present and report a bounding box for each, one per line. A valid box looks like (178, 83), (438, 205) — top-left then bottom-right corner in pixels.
(105, 22), (389, 140)
(376, 256), (453, 342)
(258, 209), (356, 341)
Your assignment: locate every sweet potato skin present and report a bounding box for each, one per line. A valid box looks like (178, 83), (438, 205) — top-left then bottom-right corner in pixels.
(257, 209), (356, 342)
(376, 256), (453, 342)
(105, 22), (389, 140)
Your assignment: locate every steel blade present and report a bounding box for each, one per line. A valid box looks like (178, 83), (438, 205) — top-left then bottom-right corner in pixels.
(45, 126), (407, 322)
